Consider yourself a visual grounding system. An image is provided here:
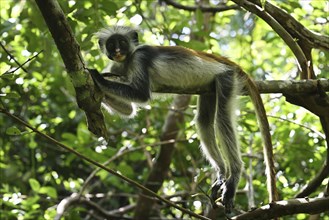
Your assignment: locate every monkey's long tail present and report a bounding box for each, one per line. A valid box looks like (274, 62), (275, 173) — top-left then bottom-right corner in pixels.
(240, 70), (278, 203)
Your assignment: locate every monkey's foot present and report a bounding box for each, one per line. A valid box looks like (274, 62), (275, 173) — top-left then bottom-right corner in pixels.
(221, 179), (236, 213)
(210, 178), (225, 206)
(211, 178), (235, 213)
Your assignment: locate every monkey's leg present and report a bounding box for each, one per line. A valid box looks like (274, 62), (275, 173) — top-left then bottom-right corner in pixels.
(215, 74), (243, 213)
(196, 94), (227, 203)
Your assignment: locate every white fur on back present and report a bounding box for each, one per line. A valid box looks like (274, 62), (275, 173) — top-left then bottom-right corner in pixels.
(149, 54), (231, 90)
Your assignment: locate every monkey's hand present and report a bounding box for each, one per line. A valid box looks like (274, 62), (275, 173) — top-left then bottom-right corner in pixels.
(102, 72), (121, 78)
(88, 69), (127, 83)
(87, 68), (100, 74)
(87, 68), (113, 88)
(87, 69), (135, 116)
(87, 68), (103, 83)
(102, 72), (128, 82)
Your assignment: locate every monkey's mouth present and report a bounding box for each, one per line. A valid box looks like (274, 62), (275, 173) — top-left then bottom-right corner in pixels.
(113, 54), (126, 62)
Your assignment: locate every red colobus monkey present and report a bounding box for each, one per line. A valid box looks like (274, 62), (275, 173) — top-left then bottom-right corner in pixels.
(88, 26), (276, 213)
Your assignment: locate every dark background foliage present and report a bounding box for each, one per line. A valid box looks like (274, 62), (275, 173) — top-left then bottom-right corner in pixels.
(1, 0), (328, 219)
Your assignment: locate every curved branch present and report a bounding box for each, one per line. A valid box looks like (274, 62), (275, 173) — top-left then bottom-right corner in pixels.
(296, 161), (329, 198)
(260, 1), (329, 51)
(162, 0), (240, 12)
(231, 0), (310, 77)
(55, 193), (80, 220)
(232, 197), (329, 220)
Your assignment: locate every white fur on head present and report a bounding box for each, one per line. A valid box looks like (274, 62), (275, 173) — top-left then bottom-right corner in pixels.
(95, 26), (139, 54)
(95, 26), (137, 39)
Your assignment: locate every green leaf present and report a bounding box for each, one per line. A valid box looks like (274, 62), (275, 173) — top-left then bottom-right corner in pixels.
(195, 9), (203, 30)
(6, 126), (22, 135)
(29, 178), (41, 191)
(39, 187), (58, 199)
(62, 132), (77, 144)
(100, 1), (118, 15)
(28, 139), (37, 149)
(32, 72), (43, 81)
(117, 162), (134, 176)
(5, 92), (21, 99)
(260, 0), (266, 8)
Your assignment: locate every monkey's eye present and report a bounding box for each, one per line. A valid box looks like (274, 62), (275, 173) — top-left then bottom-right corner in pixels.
(120, 40), (127, 45)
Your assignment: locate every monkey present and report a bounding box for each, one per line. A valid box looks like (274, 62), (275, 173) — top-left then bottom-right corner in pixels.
(99, 72), (137, 116)
(88, 26), (277, 213)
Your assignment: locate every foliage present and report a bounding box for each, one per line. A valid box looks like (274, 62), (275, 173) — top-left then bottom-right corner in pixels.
(1, 0), (328, 219)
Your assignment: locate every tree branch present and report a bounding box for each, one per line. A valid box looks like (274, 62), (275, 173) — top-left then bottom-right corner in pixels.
(232, 197), (329, 220)
(0, 42), (29, 73)
(295, 160), (329, 198)
(151, 79), (329, 95)
(162, 0), (240, 12)
(34, 0), (107, 138)
(79, 139), (178, 196)
(231, 0), (310, 77)
(256, 0), (329, 51)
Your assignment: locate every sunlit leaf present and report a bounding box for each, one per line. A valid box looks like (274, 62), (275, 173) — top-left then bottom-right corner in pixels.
(39, 187), (58, 199)
(6, 126), (22, 135)
(29, 178), (41, 191)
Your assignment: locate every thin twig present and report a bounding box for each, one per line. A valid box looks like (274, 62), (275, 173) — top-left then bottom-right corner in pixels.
(8, 50), (44, 74)
(79, 139), (177, 195)
(268, 115), (325, 140)
(162, 0), (240, 12)
(0, 42), (28, 73)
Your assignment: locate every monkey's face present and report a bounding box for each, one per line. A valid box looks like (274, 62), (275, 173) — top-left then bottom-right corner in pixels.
(105, 35), (131, 62)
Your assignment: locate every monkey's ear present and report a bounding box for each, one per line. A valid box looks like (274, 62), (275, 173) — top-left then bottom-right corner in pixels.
(98, 39), (104, 48)
(131, 31), (139, 45)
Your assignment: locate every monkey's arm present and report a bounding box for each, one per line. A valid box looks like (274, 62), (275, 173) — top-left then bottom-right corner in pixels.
(88, 68), (150, 103)
(102, 72), (122, 78)
(102, 94), (135, 116)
